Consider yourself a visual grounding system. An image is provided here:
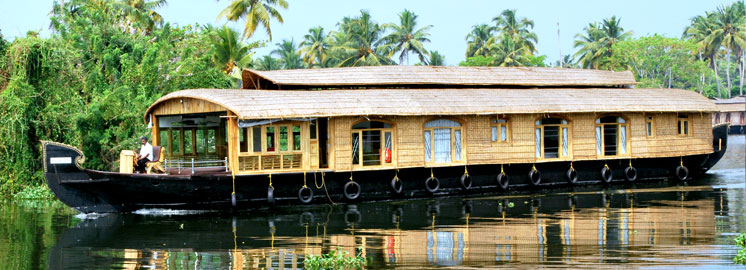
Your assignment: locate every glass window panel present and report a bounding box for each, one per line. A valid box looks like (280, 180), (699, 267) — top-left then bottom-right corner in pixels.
(539, 118), (562, 125)
(535, 128), (541, 158)
(172, 129), (181, 155)
(678, 121), (683, 134)
(424, 130), (432, 162)
(160, 130), (170, 155)
(196, 129), (205, 154)
(352, 132), (360, 165)
(239, 128), (248, 152)
(604, 124), (618, 156)
(454, 129), (462, 161)
(433, 128), (452, 163)
(184, 129), (193, 154)
(384, 132), (392, 163)
(493, 119), (507, 124)
(425, 119), (461, 128)
(362, 130), (381, 166)
(646, 122), (652, 137)
(293, 126), (301, 151)
(252, 127), (261, 152)
(279, 126), (288, 151)
(544, 126), (559, 158)
(266, 127), (275, 152)
(491, 126), (498, 141)
(596, 126), (602, 155)
(620, 125), (627, 154)
(310, 119), (317, 139)
(501, 125), (508, 142)
(562, 127), (569, 157)
(684, 121), (689, 135)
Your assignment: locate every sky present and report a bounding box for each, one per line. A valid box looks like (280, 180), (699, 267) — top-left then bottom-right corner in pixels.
(0, 0), (738, 65)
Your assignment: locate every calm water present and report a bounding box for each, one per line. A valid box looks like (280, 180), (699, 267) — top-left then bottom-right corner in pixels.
(2, 136), (745, 269)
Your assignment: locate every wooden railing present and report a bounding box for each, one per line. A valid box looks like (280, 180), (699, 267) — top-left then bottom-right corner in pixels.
(239, 153), (303, 172)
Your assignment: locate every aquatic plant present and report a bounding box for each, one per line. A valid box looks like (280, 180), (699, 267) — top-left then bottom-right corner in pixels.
(304, 247), (366, 270)
(12, 185), (55, 200)
(735, 233), (746, 264)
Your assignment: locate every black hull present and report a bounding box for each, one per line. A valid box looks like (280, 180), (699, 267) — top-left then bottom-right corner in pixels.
(42, 125), (729, 213)
(728, 124), (745, 134)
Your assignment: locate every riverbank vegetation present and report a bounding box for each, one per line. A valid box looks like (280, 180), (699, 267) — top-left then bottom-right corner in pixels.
(0, 1), (743, 196)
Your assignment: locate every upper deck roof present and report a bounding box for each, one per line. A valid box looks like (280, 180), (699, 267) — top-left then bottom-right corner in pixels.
(241, 66), (637, 90)
(713, 96), (745, 112)
(146, 87), (715, 121)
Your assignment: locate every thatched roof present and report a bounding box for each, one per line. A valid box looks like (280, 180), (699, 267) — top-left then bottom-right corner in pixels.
(241, 66), (637, 90)
(713, 96), (745, 112)
(146, 88), (714, 121)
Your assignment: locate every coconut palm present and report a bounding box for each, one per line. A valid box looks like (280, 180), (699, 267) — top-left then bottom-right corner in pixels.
(573, 17), (632, 70)
(209, 26), (254, 74)
(714, 3), (745, 96)
(427, 51), (445, 66)
(465, 24), (496, 57)
(272, 39), (304, 69)
(254, 55), (281, 70)
(218, 0), (288, 40)
(492, 9), (538, 55)
(684, 12), (724, 96)
(382, 9), (433, 65)
(492, 34), (530, 67)
(116, 0), (167, 32)
(334, 10), (395, 67)
(299, 26), (330, 68)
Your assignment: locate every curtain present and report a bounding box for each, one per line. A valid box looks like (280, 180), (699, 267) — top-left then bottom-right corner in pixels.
(595, 126), (602, 155)
(620, 125), (627, 154)
(434, 128), (451, 163)
(535, 128), (541, 158)
(424, 131), (431, 162)
(454, 130), (462, 161)
(562, 127), (569, 157)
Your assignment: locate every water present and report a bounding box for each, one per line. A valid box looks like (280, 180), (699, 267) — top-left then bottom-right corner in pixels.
(2, 136), (744, 269)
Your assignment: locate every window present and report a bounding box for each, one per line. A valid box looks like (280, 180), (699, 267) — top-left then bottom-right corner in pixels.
(645, 116), (654, 138)
(714, 113), (721, 124)
(677, 115), (690, 136)
(266, 126), (276, 151)
(740, 112), (745, 125)
(237, 122), (305, 171)
(595, 116), (629, 156)
(424, 119), (464, 164)
(491, 118), (509, 142)
(535, 117), (570, 159)
(725, 113), (732, 123)
(352, 121), (394, 167)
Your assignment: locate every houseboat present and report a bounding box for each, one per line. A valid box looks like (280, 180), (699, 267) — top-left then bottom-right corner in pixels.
(712, 95), (745, 134)
(42, 66), (729, 213)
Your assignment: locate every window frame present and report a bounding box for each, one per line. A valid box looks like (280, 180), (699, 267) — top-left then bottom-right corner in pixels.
(535, 116), (572, 160)
(351, 120), (396, 168)
(423, 118), (466, 165)
(595, 115), (630, 157)
(490, 117), (510, 143)
(677, 114), (691, 136)
(645, 115), (655, 138)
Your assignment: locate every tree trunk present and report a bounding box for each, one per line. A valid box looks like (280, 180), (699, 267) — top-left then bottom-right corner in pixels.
(726, 50), (732, 97)
(714, 57), (722, 97)
(668, 67), (672, 88)
(740, 50), (744, 96)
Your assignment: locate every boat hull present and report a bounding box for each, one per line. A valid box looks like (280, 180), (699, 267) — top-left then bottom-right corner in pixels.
(42, 125), (729, 213)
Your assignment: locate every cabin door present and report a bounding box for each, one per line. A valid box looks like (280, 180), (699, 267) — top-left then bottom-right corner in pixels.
(318, 118), (329, 168)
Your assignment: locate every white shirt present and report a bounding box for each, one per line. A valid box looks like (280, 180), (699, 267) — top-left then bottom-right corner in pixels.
(140, 142), (153, 161)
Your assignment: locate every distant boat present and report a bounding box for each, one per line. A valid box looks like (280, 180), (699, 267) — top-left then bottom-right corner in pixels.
(42, 66), (729, 213)
(712, 95), (745, 134)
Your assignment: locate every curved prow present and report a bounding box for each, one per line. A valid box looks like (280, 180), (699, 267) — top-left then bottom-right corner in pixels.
(698, 124), (729, 173)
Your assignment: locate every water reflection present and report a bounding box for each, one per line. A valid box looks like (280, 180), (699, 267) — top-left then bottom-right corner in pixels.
(45, 171), (745, 269)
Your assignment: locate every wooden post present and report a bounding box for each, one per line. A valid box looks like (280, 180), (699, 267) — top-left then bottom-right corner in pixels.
(151, 116), (159, 146)
(226, 112), (239, 173)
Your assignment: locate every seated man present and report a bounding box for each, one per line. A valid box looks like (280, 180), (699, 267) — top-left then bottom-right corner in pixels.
(135, 136), (153, 173)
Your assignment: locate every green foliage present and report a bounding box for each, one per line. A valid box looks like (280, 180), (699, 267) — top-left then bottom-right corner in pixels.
(0, 1), (234, 195)
(304, 247), (367, 270)
(736, 233), (746, 264)
(610, 35), (713, 96)
(459, 55), (498, 66)
(12, 185), (55, 200)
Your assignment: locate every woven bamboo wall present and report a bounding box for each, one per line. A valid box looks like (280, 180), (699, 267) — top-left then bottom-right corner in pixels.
(330, 112), (714, 171)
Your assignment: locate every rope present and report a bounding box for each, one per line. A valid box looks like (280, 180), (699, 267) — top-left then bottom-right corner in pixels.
(500, 164), (504, 174)
(604, 163), (609, 169)
(680, 157), (684, 167)
(570, 161), (575, 171)
(314, 171), (323, 189)
(321, 172), (336, 205)
(532, 164), (536, 171)
(303, 171), (307, 188)
(464, 165), (469, 176)
(394, 168), (399, 182)
(268, 174), (273, 189)
(349, 172), (354, 182)
(629, 159), (633, 168)
(430, 168), (434, 178)
(231, 172), (236, 195)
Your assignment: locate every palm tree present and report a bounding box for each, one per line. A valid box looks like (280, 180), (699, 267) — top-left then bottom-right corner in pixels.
(427, 50), (445, 66)
(684, 12), (724, 96)
(299, 26), (330, 68)
(209, 26), (254, 75)
(554, 54), (576, 68)
(492, 34), (529, 67)
(573, 17), (632, 70)
(492, 9), (538, 55)
(334, 10), (395, 67)
(714, 3), (745, 96)
(382, 9), (433, 65)
(218, 0), (288, 40)
(272, 39), (304, 69)
(116, 0), (167, 32)
(254, 55), (281, 70)
(465, 24), (495, 57)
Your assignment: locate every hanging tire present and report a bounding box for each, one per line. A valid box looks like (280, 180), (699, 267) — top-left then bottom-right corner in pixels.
(601, 167), (613, 184)
(497, 172), (510, 190)
(460, 174), (472, 190)
(624, 167), (637, 182)
(298, 186), (313, 204)
(391, 176), (403, 194)
(566, 169), (578, 185)
(528, 168), (541, 186)
(675, 165), (689, 181)
(425, 177), (440, 193)
(267, 187), (275, 205)
(343, 181), (361, 200)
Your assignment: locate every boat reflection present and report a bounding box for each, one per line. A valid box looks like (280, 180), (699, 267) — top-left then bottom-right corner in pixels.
(48, 180), (733, 269)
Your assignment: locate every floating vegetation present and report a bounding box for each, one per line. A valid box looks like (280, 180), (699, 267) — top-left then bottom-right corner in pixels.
(304, 247), (366, 270)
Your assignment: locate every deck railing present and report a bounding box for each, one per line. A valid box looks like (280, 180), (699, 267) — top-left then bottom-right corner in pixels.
(164, 157), (229, 174)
